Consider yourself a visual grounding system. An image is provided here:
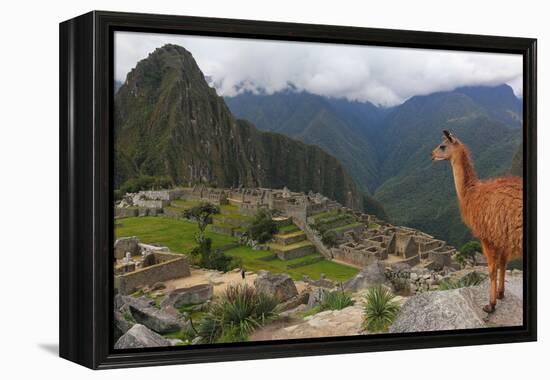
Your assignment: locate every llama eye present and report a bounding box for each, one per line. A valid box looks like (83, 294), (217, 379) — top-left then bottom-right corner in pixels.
(439, 145), (446, 150)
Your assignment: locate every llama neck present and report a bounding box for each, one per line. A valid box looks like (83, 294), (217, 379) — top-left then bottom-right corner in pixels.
(450, 146), (478, 203)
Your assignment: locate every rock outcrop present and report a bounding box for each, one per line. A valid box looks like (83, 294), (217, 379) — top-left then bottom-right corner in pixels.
(128, 304), (184, 334)
(254, 305), (365, 341)
(344, 262), (388, 292)
(389, 275), (523, 333)
(160, 284), (213, 309)
(114, 311), (134, 341)
(307, 288), (329, 308)
(254, 271), (298, 302)
(115, 324), (171, 349)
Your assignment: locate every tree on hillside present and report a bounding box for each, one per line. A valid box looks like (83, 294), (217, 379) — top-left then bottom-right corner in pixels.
(247, 209), (278, 243)
(184, 202), (234, 271)
(183, 202), (220, 243)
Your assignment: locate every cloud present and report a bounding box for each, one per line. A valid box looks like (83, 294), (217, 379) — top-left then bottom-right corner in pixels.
(115, 31), (523, 107)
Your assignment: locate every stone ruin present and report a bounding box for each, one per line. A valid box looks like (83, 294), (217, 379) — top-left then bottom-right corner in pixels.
(331, 224), (457, 270)
(114, 185), (458, 272)
(113, 237), (190, 295)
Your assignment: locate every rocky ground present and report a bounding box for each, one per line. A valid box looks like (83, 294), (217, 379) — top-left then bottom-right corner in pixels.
(114, 263), (524, 348)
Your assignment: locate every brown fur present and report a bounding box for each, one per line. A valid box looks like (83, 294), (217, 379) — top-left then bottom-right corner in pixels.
(432, 131), (522, 313)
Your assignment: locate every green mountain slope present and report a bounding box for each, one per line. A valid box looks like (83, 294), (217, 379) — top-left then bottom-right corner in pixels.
(226, 86), (522, 247)
(373, 91), (521, 246)
(114, 44), (364, 210)
(225, 91), (382, 193)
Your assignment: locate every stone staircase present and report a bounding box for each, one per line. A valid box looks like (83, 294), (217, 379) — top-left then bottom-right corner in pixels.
(270, 227), (316, 260)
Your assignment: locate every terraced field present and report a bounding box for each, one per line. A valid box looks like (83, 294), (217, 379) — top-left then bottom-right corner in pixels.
(114, 216), (236, 253)
(309, 210), (365, 237)
(224, 246), (358, 282)
(115, 216), (358, 282)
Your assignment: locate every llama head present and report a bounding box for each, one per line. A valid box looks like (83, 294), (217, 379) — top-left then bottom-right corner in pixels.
(431, 130), (461, 161)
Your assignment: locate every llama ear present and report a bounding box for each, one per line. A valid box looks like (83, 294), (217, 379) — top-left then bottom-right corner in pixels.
(443, 129), (455, 143)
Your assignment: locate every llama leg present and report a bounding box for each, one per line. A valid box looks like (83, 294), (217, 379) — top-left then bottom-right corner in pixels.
(481, 242), (497, 313)
(497, 254), (507, 299)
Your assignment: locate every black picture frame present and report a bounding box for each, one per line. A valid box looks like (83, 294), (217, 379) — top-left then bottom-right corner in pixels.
(59, 10), (537, 370)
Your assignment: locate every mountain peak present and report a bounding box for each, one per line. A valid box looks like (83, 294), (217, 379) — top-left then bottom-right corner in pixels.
(114, 43), (365, 211)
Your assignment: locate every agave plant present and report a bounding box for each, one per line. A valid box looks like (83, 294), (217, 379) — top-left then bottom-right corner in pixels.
(320, 289), (354, 311)
(363, 285), (400, 332)
(197, 284), (279, 343)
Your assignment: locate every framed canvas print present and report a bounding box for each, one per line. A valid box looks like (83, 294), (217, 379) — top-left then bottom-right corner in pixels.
(59, 11), (537, 369)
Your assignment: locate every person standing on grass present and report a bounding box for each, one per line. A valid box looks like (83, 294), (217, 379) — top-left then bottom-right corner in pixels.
(241, 267), (246, 280)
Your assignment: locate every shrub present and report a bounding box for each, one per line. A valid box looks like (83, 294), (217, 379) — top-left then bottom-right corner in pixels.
(190, 238), (235, 272)
(247, 209), (278, 243)
(321, 231), (338, 247)
(457, 240), (482, 266)
(197, 284), (279, 343)
(320, 290), (354, 311)
(363, 286), (400, 332)
(438, 271), (486, 290)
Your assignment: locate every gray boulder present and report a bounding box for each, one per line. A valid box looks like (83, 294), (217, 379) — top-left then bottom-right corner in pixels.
(114, 324), (171, 349)
(117, 295), (155, 315)
(464, 278), (523, 327)
(279, 292), (310, 311)
(160, 284), (213, 309)
(389, 288), (485, 333)
(344, 262), (388, 292)
(129, 305), (184, 334)
(389, 275), (523, 333)
(254, 271), (298, 302)
(114, 236), (140, 259)
(307, 287), (329, 308)
(114, 311), (134, 341)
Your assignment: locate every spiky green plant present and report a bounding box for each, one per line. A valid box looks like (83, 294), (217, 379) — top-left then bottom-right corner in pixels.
(363, 286), (400, 332)
(197, 284), (279, 343)
(320, 290), (354, 311)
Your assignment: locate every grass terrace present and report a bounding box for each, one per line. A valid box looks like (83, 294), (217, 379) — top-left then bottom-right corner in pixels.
(114, 216), (237, 253)
(326, 222), (364, 234)
(277, 224), (300, 234)
(115, 215), (359, 282)
(170, 199), (202, 209)
(225, 246), (358, 282)
(268, 240), (313, 252)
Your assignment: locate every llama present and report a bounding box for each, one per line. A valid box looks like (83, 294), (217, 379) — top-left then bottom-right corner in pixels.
(431, 130), (522, 313)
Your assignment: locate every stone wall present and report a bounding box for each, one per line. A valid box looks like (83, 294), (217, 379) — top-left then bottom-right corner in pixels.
(133, 199), (170, 208)
(332, 247), (378, 267)
(115, 208), (139, 218)
(137, 189), (186, 201)
(115, 252), (191, 295)
(429, 248), (455, 269)
(274, 244), (315, 260)
(114, 236), (140, 259)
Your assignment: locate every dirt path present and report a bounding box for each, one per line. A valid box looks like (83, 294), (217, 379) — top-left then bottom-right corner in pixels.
(163, 268), (257, 296)
(163, 268), (308, 296)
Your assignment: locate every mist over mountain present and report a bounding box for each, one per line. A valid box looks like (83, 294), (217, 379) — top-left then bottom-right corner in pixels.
(114, 44), (367, 211)
(226, 84), (522, 246)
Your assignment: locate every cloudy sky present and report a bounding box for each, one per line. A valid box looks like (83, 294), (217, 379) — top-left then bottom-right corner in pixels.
(115, 31), (523, 107)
